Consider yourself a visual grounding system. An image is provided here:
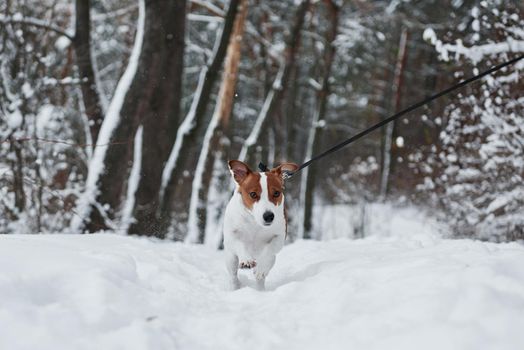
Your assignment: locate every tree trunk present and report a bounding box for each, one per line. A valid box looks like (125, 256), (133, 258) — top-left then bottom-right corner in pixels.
(379, 27), (408, 200)
(73, 0), (104, 145)
(300, 0), (339, 239)
(186, 0), (248, 244)
(238, 0), (310, 165)
(128, 0), (186, 238)
(9, 137), (26, 214)
(73, 0), (187, 233)
(284, 62), (300, 160)
(159, 0), (241, 238)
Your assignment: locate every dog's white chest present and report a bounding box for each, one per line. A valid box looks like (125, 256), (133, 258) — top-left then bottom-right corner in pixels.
(223, 192), (286, 256)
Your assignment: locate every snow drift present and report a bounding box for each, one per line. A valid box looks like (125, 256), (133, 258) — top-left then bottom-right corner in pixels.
(1, 228), (524, 350)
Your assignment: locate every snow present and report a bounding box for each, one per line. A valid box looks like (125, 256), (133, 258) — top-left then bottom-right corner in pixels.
(21, 82), (34, 98)
(439, 40), (524, 64)
(159, 68), (207, 201)
(314, 203), (437, 240)
(6, 109), (23, 130)
(54, 35), (71, 50)
(2, 213), (524, 350)
(422, 28), (437, 45)
(298, 106), (320, 239)
(11, 12), (23, 21)
(472, 19), (480, 32)
(120, 126), (143, 232)
(203, 154), (229, 248)
(395, 135), (405, 147)
(0, 14), (74, 40)
(190, 0), (225, 17)
(187, 14), (224, 23)
(185, 92), (222, 243)
(36, 104), (55, 135)
(70, 0), (145, 233)
(238, 63), (285, 162)
(426, 20), (524, 65)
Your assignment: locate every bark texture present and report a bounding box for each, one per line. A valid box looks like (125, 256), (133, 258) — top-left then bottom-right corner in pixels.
(73, 0), (104, 145)
(379, 27), (408, 200)
(84, 0), (187, 233)
(239, 0), (310, 165)
(159, 0), (241, 237)
(188, 0), (248, 243)
(302, 0), (339, 239)
(128, 0), (187, 237)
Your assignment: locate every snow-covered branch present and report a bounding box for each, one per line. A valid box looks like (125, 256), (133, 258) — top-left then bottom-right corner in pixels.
(424, 27), (524, 64)
(0, 14), (74, 40)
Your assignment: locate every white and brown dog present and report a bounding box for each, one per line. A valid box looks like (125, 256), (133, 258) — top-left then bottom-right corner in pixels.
(224, 160), (298, 290)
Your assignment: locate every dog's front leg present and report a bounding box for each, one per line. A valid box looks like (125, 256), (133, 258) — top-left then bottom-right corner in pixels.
(253, 253), (276, 291)
(225, 251), (240, 290)
(235, 244), (257, 270)
(253, 235), (284, 290)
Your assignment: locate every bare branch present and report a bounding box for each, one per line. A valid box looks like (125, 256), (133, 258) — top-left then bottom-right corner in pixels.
(190, 0), (225, 17)
(91, 3), (138, 21)
(0, 14), (74, 41)
(187, 13), (223, 23)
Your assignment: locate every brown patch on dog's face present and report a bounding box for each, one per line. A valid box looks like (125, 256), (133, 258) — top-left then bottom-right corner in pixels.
(229, 160), (262, 210)
(238, 172), (261, 210)
(228, 160), (299, 211)
(267, 162), (299, 206)
(266, 171), (284, 206)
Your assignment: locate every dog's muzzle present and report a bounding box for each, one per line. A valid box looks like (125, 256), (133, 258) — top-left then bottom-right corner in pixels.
(263, 211), (274, 225)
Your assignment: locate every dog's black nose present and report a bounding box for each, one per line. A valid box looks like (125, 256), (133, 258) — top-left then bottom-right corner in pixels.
(263, 211), (274, 224)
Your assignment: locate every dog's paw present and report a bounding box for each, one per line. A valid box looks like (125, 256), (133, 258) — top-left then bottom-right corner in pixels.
(253, 269), (267, 281)
(239, 260), (256, 269)
(226, 277), (241, 291)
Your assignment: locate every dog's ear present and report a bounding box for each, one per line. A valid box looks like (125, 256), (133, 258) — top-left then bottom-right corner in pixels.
(271, 162), (299, 177)
(228, 160), (251, 184)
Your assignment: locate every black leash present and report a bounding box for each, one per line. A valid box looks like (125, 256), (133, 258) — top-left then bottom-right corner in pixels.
(258, 54), (524, 178)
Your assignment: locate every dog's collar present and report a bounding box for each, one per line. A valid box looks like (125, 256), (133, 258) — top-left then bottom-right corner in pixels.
(258, 162), (268, 172)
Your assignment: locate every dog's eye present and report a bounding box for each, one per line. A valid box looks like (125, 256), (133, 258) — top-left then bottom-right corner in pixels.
(273, 191), (280, 198)
(249, 192), (258, 199)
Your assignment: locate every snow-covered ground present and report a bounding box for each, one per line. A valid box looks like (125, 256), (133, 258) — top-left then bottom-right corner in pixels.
(1, 208), (524, 350)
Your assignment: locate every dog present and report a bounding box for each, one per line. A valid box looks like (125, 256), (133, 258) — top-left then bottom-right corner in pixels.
(223, 160), (298, 290)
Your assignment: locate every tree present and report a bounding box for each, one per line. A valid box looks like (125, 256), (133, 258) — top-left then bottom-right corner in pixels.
(379, 27), (408, 200)
(72, 0), (187, 234)
(299, 0), (339, 239)
(0, 1), (81, 234)
(185, 0), (249, 244)
(424, 1), (524, 240)
(159, 0), (241, 238)
(128, 0), (186, 237)
(238, 0), (310, 164)
(73, 0), (104, 146)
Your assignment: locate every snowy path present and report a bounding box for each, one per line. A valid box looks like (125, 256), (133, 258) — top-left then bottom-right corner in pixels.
(1, 233), (524, 350)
